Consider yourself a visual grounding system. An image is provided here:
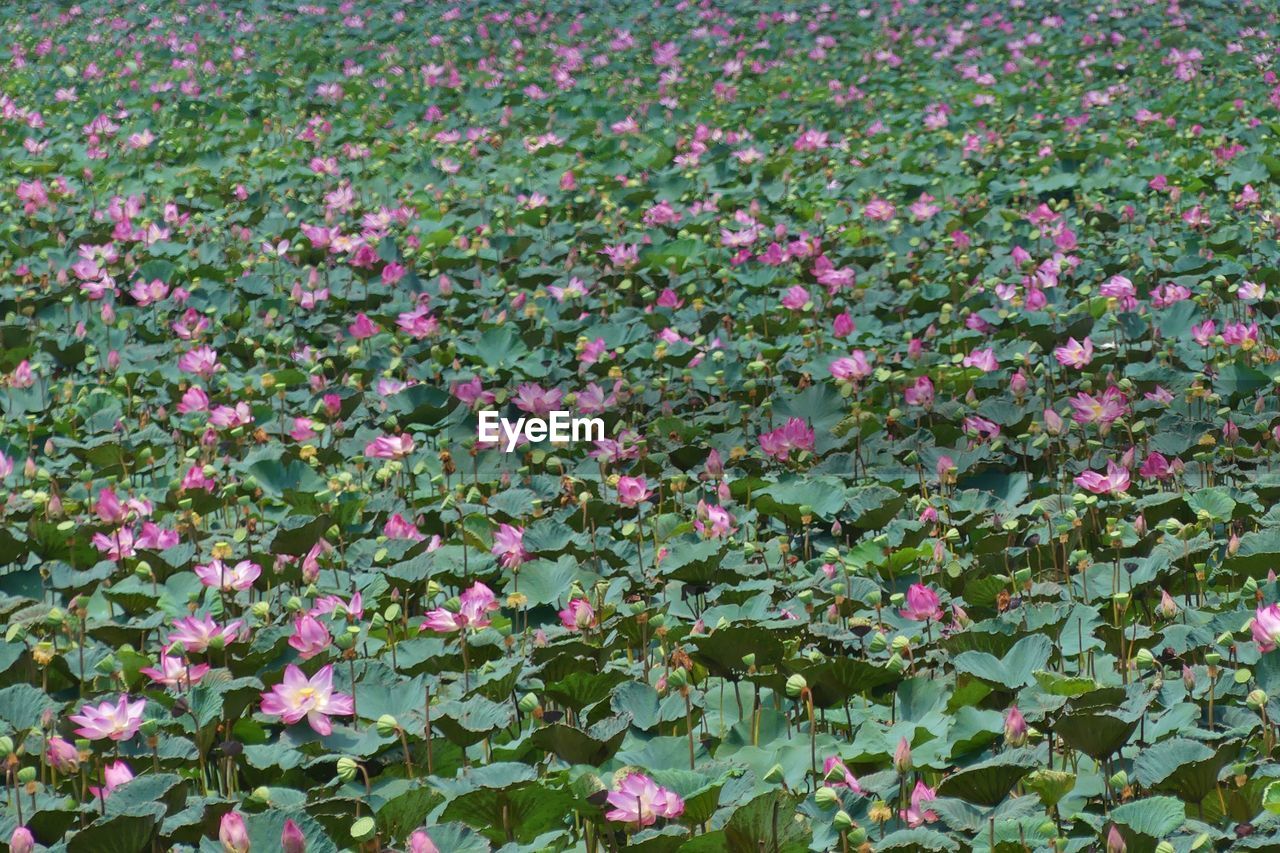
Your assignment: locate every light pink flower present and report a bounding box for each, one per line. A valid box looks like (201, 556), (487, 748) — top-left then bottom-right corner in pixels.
(604, 772), (685, 827)
(491, 523), (528, 569)
(559, 598), (597, 631)
(194, 559), (261, 591)
(140, 654), (210, 688)
(288, 614), (332, 660)
(364, 434), (415, 459)
(823, 756), (862, 793)
(219, 811), (250, 853)
(168, 614), (243, 653)
(1054, 336), (1093, 368)
(900, 584), (942, 621)
(69, 694), (146, 741)
(1253, 603), (1280, 653)
(89, 760), (133, 801)
(421, 581), (499, 634)
(1074, 461), (1130, 495)
(259, 664), (355, 735)
(900, 780), (937, 827)
(617, 476), (653, 507)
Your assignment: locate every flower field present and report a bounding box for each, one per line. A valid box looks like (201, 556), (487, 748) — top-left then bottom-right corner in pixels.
(5, 0), (1280, 851)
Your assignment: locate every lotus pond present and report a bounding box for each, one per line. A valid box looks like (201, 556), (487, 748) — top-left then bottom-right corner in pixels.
(3, 1), (1280, 851)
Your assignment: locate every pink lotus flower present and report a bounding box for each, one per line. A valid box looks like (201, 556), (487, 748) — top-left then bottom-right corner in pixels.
(1139, 452), (1175, 481)
(408, 830), (440, 853)
(491, 523), (528, 569)
(759, 418), (816, 462)
(364, 434), (415, 459)
(894, 737), (912, 772)
(348, 313), (380, 339)
(1004, 705), (1028, 746)
(8, 828), (33, 853)
(281, 818), (306, 853)
(617, 476), (653, 507)
(313, 592), (363, 621)
(194, 559), (261, 591)
(559, 598), (597, 631)
(1074, 461), (1130, 495)
(1070, 387), (1128, 425)
(140, 654), (210, 688)
(260, 664), (355, 735)
(900, 780), (938, 827)
(384, 513), (425, 541)
(694, 501), (735, 538)
(1106, 825), (1126, 853)
(829, 351), (872, 382)
(70, 694), (146, 741)
(422, 581), (499, 633)
(45, 736), (80, 773)
(900, 584), (942, 621)
(604, 772), (685, 827)
(89, 760), (133, 800)
(904, 376), (934, 407)
(1054, 336), (1093, 368)
(178, 345), (219, 377)
(823, 756), (862, 793)
(962, 348), (998, 372)
(220, 811), (250, 853)
(288, 614), (332, 660)
(168, 614), (243, 653)
(513, 382), (564, 416)
(1253, 603), (1280, 653)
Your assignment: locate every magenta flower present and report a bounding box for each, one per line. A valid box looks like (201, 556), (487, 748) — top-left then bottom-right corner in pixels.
(694, 501), (735, 538)
(140, 654), (210, 688)
(219, 811), (251, 853)
(1106, 825), (1127, 853)
(45, 736), (79, 773)
(1054, 336), (1093, 368)
(900, 780), (938, 827)
(364, 434), (415, 459)
(288, 614), (332, 660)
(904, 376), (934, 407)
(513, 382), (564, 416)
(89, 760), (133, 800)
(829, 351), (872, 382)
(281, 818), (307, 853)
(259, 664), (355, 735)
(559, 598), (597, 631)
(491, 523), (528, 569)
(8, 827), (33, 853)
(962, 348), (998, 372)
(604, 772), (685, 827)
(822, 756), (862, 793)
(1004, 705), (1028, 746)
(1070, 387), (1128, 426)
(616, 476), (653, 507)
(408, 830), (441, 853)
(1252, 604), (1280, 653)
(1074, 461), (1130, 495)
(168, 614), (243, 653)
(69, 695), (146, 741)
(900, 584), (942, 621)
(422, 581), (499, 634)
(759, 418), (816, 462)
(194, 559), (261, 591)
(177, 345), (219, 377)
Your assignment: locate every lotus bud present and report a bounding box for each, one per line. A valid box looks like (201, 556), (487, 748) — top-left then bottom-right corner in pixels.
(1247, 689), (1268, 711)
(1106, 825), (1126, 853)
(9, 828), (34, 853)
(833, 809), (854, 830)
(1157, 589), (1178, 619)
(376, 715), (399, 737)
(785, 673), (808, 698)
(336, 756), (359, 782)
(1183, 665), (1196, 691)
(281, 818), (307, 853)
(219, 812), (251, 853)
(763, 763), (786, 784)
(815, 786), (839, 808)
(893, 737), (912, 772)
(1004, 705), (1028, 747)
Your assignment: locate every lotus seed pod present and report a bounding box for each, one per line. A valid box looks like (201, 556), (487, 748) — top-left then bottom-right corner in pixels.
(1247, 689), (1268, 710)
(815, 786), (838, 808)
(248, 786), (271, 804)
(886, 653), (907, 674)
(518, 693), (539, 714)
(891, 635), (910, 654)
(833, 809), (854, 830)
(869, 632), (887, 653)
(667, 667), (689, 689)
(1135, 647), (1155, 669)
(1155, 843), (1175, 853)
(1109, 769), (1127, 790)
(763, 763), (786, 784)
(1205, 652), (1221, 667)
(376, 715), (399, 736)
(251, 601), (270, 620)
(785, 673), (807, 698)
(16, 767), (36, 785)
(336, 757), (359, 782)
(847, 826), (866, 844)
(350, 816), (376, 841)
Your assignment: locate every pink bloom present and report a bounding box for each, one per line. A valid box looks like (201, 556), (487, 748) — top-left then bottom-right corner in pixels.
(313, 592), (363, 621)
(759, 418), (816, 462)
(168, 614), (243, 653)
(904, 376), (934, 408)
(194, 559), (261, 591)
(220, 811), (251, 853)
(894, 737), (912, 772)
(1253, 603), (1280, 653)
(1054, 336), (1093, 368)
(900, 780), (938, 827)
(962, 348), (998, 372)
(559, 598), (597, 631)
(140, 654), (210, 688)
(1074, 461), (1131, 495)
(8, 828), (33, 853)
(384, 513), (425, 541)
(288, 614), (332, 660)
(364, 434), (415, 459)
(89, 761), (133, 801)
(513, 383), (563, 417)
(1004, 705), (1027, 746)
(1107, 825), (1126, 853)
(259, 664), (355, 735)
(70, 695), (146, 741)
(823, 756), (862, 793)
(617, 476), (653, 507)
(1070, 387), (1128, 425)
(1139, 452), (1174, 481)
(408, 830), (440, 853)
(863, 198), (896, 221)
(694, 500), (736, 538)
(45, 736), (80, 773)
(829, 351), (872, 382)
(421, 581), (499, 633)
(900, 584), (942, 621)
(491, 523), (528, 569)
(780, 286), (811, 311)
(604, 772), (685, 827)
(832, 312), (856, 338)
(178, 346), (219, 377)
